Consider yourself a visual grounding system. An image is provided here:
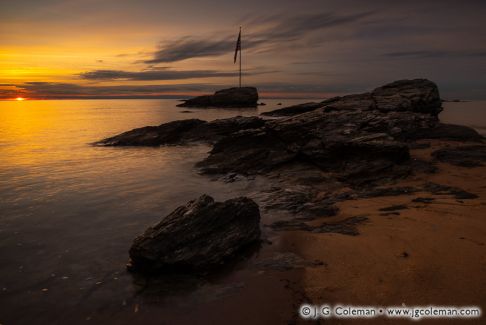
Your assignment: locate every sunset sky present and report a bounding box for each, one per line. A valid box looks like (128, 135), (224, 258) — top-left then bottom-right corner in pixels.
(1, 0), (485, 100)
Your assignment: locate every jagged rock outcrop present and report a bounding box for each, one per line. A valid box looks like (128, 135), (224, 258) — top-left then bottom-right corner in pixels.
(177, 87), (259, 108)
(127, 195), (261, 273)
(262, 78), (442, 117)
(97, 79), (482, 185)
(95, 116), (265, 146)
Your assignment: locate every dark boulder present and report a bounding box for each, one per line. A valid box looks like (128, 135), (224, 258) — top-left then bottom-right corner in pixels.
(128, 195), (261, 273)
(177, 87), (259, 108)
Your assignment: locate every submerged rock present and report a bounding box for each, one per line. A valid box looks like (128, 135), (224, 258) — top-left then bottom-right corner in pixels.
(177, 87), (259, 108)
(127, 195), (261, 273)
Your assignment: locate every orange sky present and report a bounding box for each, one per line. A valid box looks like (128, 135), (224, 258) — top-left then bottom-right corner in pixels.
(1, 0), (485, 100)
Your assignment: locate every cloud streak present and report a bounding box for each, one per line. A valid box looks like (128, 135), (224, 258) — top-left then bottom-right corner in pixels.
(80, 68), (238, 80)
(79, 67), (276, 81)
(144, 11), (374, 63)
(384, 50), (486, 59)
(2, 81), (336, 99)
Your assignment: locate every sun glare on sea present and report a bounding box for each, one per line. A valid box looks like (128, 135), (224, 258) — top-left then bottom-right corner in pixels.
(15, 97), (25, 101)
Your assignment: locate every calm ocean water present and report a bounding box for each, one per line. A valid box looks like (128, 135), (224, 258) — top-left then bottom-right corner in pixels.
(0, 98), (485, 323)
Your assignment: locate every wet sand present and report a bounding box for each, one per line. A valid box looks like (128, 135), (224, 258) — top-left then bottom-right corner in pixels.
(285, 140), (486, 324)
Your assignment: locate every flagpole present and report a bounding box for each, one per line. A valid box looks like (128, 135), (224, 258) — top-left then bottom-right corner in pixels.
(239, 26), (242, 88)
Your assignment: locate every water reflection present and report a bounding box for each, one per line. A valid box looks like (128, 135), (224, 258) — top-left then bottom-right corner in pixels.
(0, 98), (301, 323)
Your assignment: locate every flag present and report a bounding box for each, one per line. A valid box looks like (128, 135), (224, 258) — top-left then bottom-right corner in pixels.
(234, 30), (241, 63)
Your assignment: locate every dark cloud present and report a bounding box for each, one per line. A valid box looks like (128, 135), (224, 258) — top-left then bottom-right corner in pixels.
(146, 38), (238, 64)
(385, 50), (486, 59)
(80, 68), (238, 80)
(145, 11), (374, 63)
(3, 81), (341, 99)
(79, 67), (276, 81)
(7, 82), (215, 99)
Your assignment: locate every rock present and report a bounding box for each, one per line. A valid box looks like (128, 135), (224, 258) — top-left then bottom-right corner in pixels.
(379, 204), (408, 211)
(322, 93), (376, 112)
(432, 145), (486, 167)
(98, 80), (442, 182)
(96, 116), (265, 146)
(412, 197), (435, 203)
(355, 186), (419, 198)
(261, 102), (325, 117)
(196, 128), (296, 174)
(255, 253), (325, 271)
(195, 79), (449, 177)
(95, 119), (206, 146)
(403, 123), (483, 142)
(410, 159), (438, 174)
(371, 79), (442, 115)
(177, 87), (259, 108)
(267, 216), (368, 236)
(423, 182), (478, 200)
(260, 186), (338, 218)
(128, 195), (261, 273)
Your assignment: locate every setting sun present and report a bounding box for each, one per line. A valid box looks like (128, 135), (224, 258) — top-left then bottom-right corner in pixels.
(15, 97), (25, 101)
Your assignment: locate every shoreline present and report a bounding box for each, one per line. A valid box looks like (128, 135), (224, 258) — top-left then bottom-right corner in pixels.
(1, 80), (485, 324)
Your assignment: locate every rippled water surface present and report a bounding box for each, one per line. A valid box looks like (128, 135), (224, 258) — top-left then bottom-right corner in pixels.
(0, 99), (305, 324)
(0, 98), (484, 324)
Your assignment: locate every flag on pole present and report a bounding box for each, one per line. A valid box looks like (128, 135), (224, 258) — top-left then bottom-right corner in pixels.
(234, 30), (241, 63)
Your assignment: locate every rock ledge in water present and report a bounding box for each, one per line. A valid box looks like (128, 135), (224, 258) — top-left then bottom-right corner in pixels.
(127, 195), (261, 273)
(177, 87), (259, 108)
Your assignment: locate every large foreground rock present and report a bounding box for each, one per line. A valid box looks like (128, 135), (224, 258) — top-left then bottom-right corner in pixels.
(127, 195), (261, 273)
(177, 87), (259, 108)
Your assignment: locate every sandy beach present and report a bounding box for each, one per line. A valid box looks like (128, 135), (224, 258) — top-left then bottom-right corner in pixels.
(285, 140), (486, 324)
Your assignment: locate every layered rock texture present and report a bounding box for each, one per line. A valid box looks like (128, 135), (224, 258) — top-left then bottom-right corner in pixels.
(128, 195), (261, 273)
